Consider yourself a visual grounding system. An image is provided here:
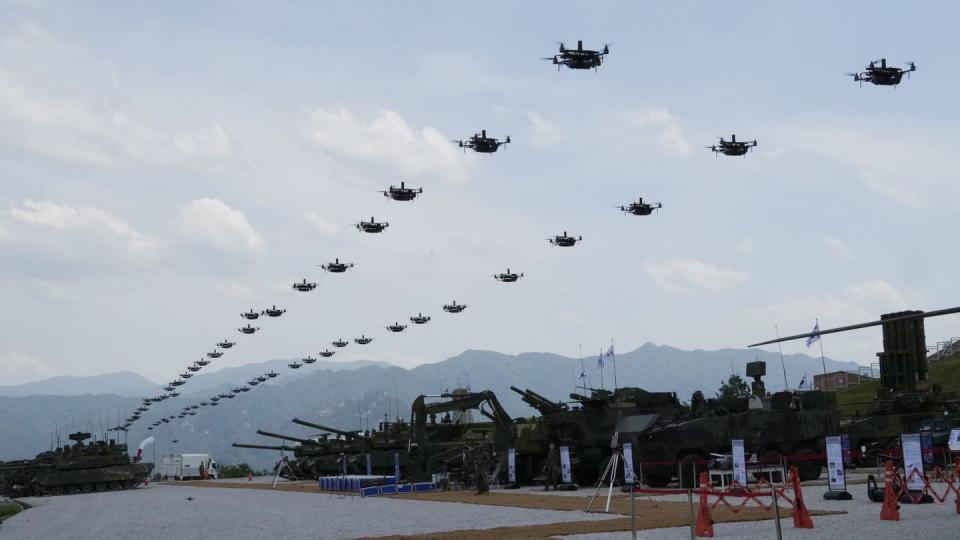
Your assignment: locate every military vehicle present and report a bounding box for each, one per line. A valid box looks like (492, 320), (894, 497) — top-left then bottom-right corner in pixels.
(751, 307), (960, 466)
(512, 385), (684, 485)
(0, 432), (152, 496)
(634, 361), (838, 486)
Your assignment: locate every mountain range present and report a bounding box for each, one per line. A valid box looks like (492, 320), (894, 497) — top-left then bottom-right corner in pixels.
(0, 344), (857, 470)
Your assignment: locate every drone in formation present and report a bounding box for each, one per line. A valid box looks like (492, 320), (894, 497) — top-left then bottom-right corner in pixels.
(620, 198), (662, 216)
(332, 338), (349, 348)
(320, 258), (354, 273)
(357, 217), (389, 233)
(302, 356), (317, 365)
(849, 58), (916, 87)
(217, 340), (235, 349)
(207, 350), (223, 358)
(382, 181), (423, 202)
(241, 309), (260, 320)
(262, 305), (286, 318)
(355, 335), (373, 345)
(410, 313), (431, 325)
(238, 324), (259, 335)
(548, 231), (582, 247)
(543, 40), (609, 71)
(454, 130), (510, 153)
(386, 322), (407, 333)
(707, 134), (757, 157)
(443, 301), (467, 313)
(319, 349), (335, 358)
(292, 279), (317, 292)
(493, 268), (523, 283)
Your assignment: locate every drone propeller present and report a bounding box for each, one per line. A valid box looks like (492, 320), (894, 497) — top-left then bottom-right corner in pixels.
(558, 41), (565, 53)
(602, 44), (611, 55)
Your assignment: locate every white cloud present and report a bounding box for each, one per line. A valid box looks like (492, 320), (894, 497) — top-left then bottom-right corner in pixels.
(526, 110), (564, 147)
(644, 259), (749, 292)
(824, 236), (853, 260)
(0, 350), (56, 385)
(304, 212), (340, 235)
(736, 238), (755, 256)
(305, 107), (471, 183)
(177, 198), (264, 251)
(621, 106), (691, 156)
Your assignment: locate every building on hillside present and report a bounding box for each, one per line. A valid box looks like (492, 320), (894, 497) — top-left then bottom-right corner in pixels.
(813, 371), (873, 392)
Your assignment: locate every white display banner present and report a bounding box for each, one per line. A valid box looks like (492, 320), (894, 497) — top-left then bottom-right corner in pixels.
(394, 452), (401, 480)
(949, 428), (960, 452)
(901, 433), (925, 491)
(560, 446), (573, 484)
(366, 454), (372, 476)
(731, 439), (747, 486)
(622, 443), (636, 485)
(825, 436), (846, 491)
(508, 448), (516, 483)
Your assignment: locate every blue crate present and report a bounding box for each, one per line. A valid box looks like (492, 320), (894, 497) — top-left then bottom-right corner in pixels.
(360, 486), (380, 498)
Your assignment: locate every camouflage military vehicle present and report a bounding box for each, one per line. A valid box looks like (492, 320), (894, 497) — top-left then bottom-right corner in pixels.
(512, 385), (685, 485)
(0, 432), (153, 496)
(634, 361), (838, 487)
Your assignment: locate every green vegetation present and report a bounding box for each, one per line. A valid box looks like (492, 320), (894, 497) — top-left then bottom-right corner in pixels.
(219, 463), (255, 479)
(0, 500), (23, 523)
(837, 353), (960, 416)
(716, 374), (751, 400)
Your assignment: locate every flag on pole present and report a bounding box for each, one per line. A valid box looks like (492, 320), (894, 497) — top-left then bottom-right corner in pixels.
(578, 368), (587, 381)
(805, 321), (821, 348)
(798, 374), (807, 390)
(604, 344), (615, 362)
(597, 352), (603, 368)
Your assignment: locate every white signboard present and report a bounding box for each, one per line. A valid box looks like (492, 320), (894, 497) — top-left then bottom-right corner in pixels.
(901, 433), (925, 491)
(622, 443), (636, 484)
(825, 436), (846, 491)
(394, 452), (401, 480)
(508, 448), (516, 483)
(560, 445), (573, 484)
(366, 454), (372, 476)
(949, 428), (960, 453)
(732, 439), (747, 486)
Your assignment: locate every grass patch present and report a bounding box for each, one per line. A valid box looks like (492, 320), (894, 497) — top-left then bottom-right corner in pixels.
(0, 500), (23, 523)
(837, 352), (960, 416)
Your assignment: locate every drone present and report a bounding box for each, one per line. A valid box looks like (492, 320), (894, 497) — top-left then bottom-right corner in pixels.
(849, 58), (916, 87)
(238, 324), (260, 335)
(217, 340), (235, 349)
(241, 309), (260, 320)
(262, 305), (286, 318)
(442, 301), (467, 313)
(319, 349), (335, 358)
(302, 356), (317, 365)
(179, 372), (193, 379)
(163, 384), (175, 391)
(207, 350), (223, 358)
(292, 279), (317, 292)
(199, 401), (209, 406)
(196, 358), (210, 367)
(454, 130), (510, 153)
(266, 371), (278, 378)
(356, 216), (389, 233)
(170, 379), (186, 387)
(320, 258), (354, 273)
(218, 393), (230, 399)
(355, 335), (373, 345)
(493, 268), (523, 283)
(332, 338), (349, 348)
(247, 379), (260, 386)
(187, 364), (201, 372)
(382, 181), (423, 202)
(386, 322), (407, 333)
(619, 197), (662, 216)
(209, 401), (219, 406)
(548, 231), (582, 247)
(256, 375), (267, 382)
(707, 134), (757, 157)
(161, 418), (170, 423)
(223, 393), (235, 399)
(210, 396), (220, 402)
(410, 313), (431, 325)
(543, 40), (609, 71)
(168, 391), (180, 397)
(231, 387), (244, 394)
(288, 361), (301, 369)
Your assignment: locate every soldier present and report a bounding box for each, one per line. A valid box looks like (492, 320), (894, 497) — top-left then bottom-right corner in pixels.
(474, 451), (489, 495)
(544, 442), (560, 491)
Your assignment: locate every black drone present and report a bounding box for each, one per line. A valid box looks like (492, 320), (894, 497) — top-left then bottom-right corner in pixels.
(267, 371), (278, 379)
(620, 197), (662, 216)
(493, 268), (523, 283)
(217, 340), (235, 349)
(241, 309), (260, 320)
(199, 401), (209, 406)
(443, 301), (467, 313)
(170, 379), (186, 387)
(218, 393), (229, 398)
(169, 391), (180, 397)
(320, 258), (354, 273)
(247, 379), (260, 386)
(549, 231), (582, 247)
(410, 313), (431, 324)
(256, 375), (267, 382)
(209, 401), (219, 407)
(207, 350), (223, 358)
(187, 364), (200, 372)
(357, 216), (389, 233)
(231, 387), (244, 394)
(382, 181), (423, 201)
(332, 338), (349, 348)
(454, 130), (510, 153)
(319, 349), (335, 358)
(210, 396), (220, 402)
(196, 358), (210, 367)
(544, 40), (609, 71)
(849, 58), (916, 87)
(707, 134), (757, 157)
(179, 372), (192, 379)
(355, 335), (373, 345)
(288, 361), (301, 369)
(238, 324), (259, 335)
(262, 305), (286, 318)
(302, 356), (317, 364)
(386, 322), (407, 333)
(292, 279), (317, 292)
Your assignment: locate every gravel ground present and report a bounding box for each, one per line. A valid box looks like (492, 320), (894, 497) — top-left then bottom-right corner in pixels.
(0, 482), (616, 540)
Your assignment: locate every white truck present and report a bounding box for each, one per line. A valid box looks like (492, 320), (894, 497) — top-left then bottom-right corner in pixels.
(160, 453), (219, 480)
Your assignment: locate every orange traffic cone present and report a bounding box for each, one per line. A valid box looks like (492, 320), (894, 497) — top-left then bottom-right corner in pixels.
(789, 465), (813, 528)
(248, 472), (253, 482)
(695, 471), (714, 537)
(880, 460), (900, 521)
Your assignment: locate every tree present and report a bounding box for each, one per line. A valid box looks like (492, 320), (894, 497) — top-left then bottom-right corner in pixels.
(219, 463), (254, 479)
(716, 374), (751, 400)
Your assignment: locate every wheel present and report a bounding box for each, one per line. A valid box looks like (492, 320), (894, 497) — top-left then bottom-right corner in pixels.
(123, 479), (137, 489)
(108, 481), (122, 490)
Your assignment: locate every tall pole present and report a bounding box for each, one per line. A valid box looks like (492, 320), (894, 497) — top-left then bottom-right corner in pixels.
(817, 318), (828, 377)
(599, 348), (605, 390)
(775, 325), (789, 390)
(611, 339), (618, 391)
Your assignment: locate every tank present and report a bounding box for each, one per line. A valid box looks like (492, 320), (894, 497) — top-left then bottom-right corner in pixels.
(0, 432), (153, 496)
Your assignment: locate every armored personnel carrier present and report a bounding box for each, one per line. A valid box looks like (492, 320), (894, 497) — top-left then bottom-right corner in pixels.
(0, 432), (153, 496)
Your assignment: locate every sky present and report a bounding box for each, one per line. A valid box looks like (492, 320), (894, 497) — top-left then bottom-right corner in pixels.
(1, 1), (959, 385)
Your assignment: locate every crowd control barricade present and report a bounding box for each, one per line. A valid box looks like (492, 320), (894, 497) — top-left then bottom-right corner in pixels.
(878, 457), (960, 521)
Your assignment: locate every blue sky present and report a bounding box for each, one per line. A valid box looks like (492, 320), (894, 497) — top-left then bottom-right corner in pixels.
(1, 1), (958, 384)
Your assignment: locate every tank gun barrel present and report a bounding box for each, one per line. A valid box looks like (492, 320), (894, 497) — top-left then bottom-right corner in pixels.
(255, 429), (326, 446)
(291, 418), (372, 442)
(510, 386), (565, 414)
(232, 442), (296, 452)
